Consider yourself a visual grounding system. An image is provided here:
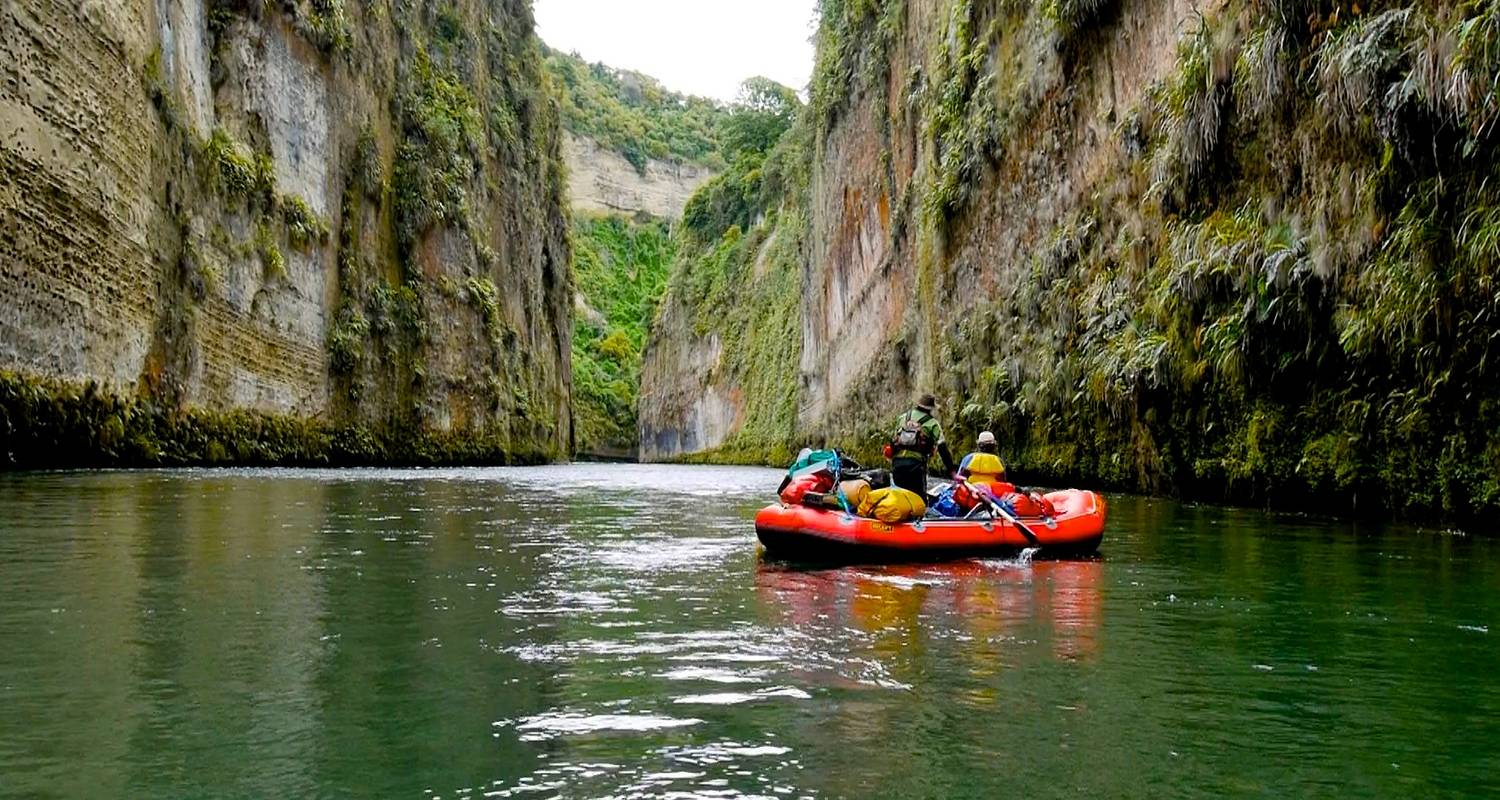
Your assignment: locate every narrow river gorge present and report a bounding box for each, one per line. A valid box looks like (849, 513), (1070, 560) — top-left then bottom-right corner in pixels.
(2, 466), (1496, 797)
(3, 0), (1499, 793)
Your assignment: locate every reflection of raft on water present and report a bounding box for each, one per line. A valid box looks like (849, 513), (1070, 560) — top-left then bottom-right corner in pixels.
(755, 489), (1107, 563)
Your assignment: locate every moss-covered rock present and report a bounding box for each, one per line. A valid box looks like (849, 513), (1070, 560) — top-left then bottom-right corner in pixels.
(0, 371), (552, 468)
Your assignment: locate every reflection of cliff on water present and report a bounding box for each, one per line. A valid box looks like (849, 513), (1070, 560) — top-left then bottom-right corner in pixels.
(755, 557), (1104, 667)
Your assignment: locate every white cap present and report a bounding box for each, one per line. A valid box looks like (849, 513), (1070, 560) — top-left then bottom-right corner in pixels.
(977, 431), (997, 445)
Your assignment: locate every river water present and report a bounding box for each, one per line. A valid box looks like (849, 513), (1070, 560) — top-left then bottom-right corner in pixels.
(0, 465), (1496, 798)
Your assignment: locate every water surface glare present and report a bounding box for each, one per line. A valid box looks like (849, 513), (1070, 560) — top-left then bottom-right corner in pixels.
(1, 464), (1498, 798)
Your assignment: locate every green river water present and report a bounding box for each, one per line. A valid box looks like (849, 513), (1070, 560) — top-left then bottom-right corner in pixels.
(0, 464), (1497, 799)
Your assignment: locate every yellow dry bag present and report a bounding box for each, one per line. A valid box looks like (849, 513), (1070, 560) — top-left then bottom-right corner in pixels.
(857, 487), (927, 523)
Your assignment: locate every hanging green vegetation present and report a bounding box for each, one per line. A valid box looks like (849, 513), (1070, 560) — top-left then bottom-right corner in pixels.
(204, 127), (276, 206)
(281, 195), (329, 250)
(809, 0), (906, 137)
(651, 0), (1500, 523)
(1148, 19), (1232, 204)
(392, 47), (484, 270)
(300, 0), (352, 54)
(311, 1), (572, 462)
(926, 0), (1500, 521)
(1042, 0), (1118, 36)
(649, 90), (812, 465)
(919, 1), (1003, 223)
(206, 0), (351, 58)
(571, 215), (675, 453)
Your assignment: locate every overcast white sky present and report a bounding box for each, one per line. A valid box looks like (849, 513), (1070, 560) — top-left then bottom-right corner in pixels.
(534, 0), (819, 102)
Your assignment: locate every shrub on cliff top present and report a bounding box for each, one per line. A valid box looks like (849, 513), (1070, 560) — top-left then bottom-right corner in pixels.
(544, 46), (729, 174)
(717, 78), (801, 163)
(682, 156), (765, 242)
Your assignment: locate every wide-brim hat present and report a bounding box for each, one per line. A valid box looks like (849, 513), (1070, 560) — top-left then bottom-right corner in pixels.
(916, 393), (938, 412)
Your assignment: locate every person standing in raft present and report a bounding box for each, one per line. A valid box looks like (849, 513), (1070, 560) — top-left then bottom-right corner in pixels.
(883, 393), (956, 497)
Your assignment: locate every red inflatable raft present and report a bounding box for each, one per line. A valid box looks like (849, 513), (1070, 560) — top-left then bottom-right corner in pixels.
(755, 489), (1107, 563)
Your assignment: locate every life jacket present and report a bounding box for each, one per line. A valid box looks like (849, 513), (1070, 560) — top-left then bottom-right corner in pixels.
(889, 409), (935, 457)
(961, 452), (1006, 483)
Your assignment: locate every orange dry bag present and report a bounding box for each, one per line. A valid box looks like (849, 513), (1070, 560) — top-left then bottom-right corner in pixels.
(780, 473), (833, 505)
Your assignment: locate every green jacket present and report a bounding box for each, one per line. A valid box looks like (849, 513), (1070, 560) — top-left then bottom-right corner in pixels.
(891, 408), (955, 473)
(895, 408), (946, 450)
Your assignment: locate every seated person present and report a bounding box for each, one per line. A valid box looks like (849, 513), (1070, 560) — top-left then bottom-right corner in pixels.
(957, 431), (1008, 487)
(952, 432), (1056, 518)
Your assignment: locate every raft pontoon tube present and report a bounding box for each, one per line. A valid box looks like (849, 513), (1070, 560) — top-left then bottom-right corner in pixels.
(755, 489), (1106, 562)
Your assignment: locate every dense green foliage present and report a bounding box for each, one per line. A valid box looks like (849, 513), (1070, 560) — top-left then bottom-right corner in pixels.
(660, 0), (1500, 523)
(926, 0), (1500, 521)
(650, 86), (811, 465)
(194, 124), (329, 282)
(571, 77), (802, 457)
(668, 206), (807, 466)
(716, 78), (800, 163)
(571, 215), (675, 453)
(809, 0), (906, 137)
(207, 0), (351, 58)
(544, 47), (731, 174)
(680, 78), (804, 242)
(391, 47), (486, 272)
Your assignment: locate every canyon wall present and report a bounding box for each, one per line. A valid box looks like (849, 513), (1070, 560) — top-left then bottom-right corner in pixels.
(0, 0), (572, 465)
(642, 0), (1500, 520)
(563, 132), (714, 220)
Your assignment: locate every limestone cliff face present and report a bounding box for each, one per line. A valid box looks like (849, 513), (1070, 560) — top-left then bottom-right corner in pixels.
(563, 133), (714, 219)
(639, 328), (735, 458)
(0, 0), (572, 464)
(799, 0), (1205, 438)
(642, 0), (1500, 520)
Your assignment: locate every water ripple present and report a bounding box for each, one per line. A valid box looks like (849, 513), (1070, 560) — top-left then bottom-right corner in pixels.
(500, 711), (704, 742)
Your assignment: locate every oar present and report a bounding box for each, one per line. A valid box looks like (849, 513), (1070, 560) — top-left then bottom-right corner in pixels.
(964, 480), (1042, 546)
